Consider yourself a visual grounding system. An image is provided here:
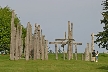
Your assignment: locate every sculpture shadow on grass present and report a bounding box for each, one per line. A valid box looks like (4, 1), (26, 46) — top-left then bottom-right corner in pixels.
(97, 66), (108, 71)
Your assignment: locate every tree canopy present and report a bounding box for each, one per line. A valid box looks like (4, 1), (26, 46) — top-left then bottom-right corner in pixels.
(0, 6), (26, 52)
(95, 0), (108, 50)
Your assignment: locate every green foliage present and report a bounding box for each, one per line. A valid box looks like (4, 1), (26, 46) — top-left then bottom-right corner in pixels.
(95, 0), (108, 50)
(0, 6), (26, 52)
(22, 26), (26, 53)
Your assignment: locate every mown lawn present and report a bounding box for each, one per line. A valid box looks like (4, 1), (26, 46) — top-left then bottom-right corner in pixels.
(0, 53), (108, 72)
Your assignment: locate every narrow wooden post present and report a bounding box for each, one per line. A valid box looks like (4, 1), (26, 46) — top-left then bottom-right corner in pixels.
(70, 23), (73, 59)
(26, 22), (30, 60)
(10, 10), (15, 60)
(87, 43), (90, 61)
(91, 33), (94, 61)
(67, 21), (71, 60)
(41, 35), (45, 60)
(40, 29), (42, 59)
(85, 43), (90, 61)
(70, 31), (72, 59)
(15, 24), (19, 60)
(31, 35), (34, 59)
(34, 24), (37, 60)
(13, 27), (16, 60)
(37, 25), (41, 59)
(55, 44), (58, 60)
(63, 46), (65, 60)
(36, 35), (39, 59)
(29, 24), (33, 59)
(45, 40), (48, 60)
(75, 44), (77, 60)
(44, 40), (47, 60)
(85, 48), (88, 61)
(61, 44), (66, 60)
(91, 33), (94, 51)
(24, 37), (26, 58)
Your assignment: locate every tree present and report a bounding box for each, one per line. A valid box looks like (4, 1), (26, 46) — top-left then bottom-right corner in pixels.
(94, 0), (108, 50)
(0, 6), (26, 52)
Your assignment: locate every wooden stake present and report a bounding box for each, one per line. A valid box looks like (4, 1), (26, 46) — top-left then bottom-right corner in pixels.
(15, 24), (19, 60)
(37, 25), (41, 59)
(67, 21), (71, 60)
(29, 24), (33, 59)
(10, 10), (15, 60)
(85, 43), (90, 61)
(41, 35), (45, 60)
(91, 33), (94, 61)
(34, 24), (37, 60)
(55, 44), (58, 60)
(26, 22), (30, 60)
(45, 40), (48, 60)
(71, 23), (73, 59)
(75, 44), (77, 60)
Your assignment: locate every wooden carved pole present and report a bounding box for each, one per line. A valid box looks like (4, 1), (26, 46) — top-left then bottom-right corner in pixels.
(26, 22), (30, 60)
(55, 44), (58, 60)
(34, 24), (37, 60)
(10, 10), (15, 60)
(63, 32), (66, 60)
(41, 35), (45, 60)
(40, 29), (42, 60)
(24, 37), (26, 58)
(67, 21), (71, 60)
(70, 23), (73, 59)
(45, 40), (48, 60)
(61, 44), (66, 60)
(29, 24), (33, 59)
(63, 45), (65, 60)
(13, 27), (16, 60)
(85, 48), (87, 61)
(85, 43), (90, 61)
(36, 33), (39, 59)
(91, 33), (94, 61)
(87, 43), (90, 61)
(15, 24), (19, 60)
(91, 33), (94, 51)
(75, 44), (77, 60)
(37, 25), (41, 59)
(31, 35), (34, 59)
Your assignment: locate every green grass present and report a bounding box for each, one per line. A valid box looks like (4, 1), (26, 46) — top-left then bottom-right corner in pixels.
(0, 53), (108, 72)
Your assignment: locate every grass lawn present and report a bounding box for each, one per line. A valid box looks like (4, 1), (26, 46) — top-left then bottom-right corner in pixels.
(0, 53), (108, 72)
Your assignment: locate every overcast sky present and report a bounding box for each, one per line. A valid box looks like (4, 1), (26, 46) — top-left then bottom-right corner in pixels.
(1, 0), (107, 53)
